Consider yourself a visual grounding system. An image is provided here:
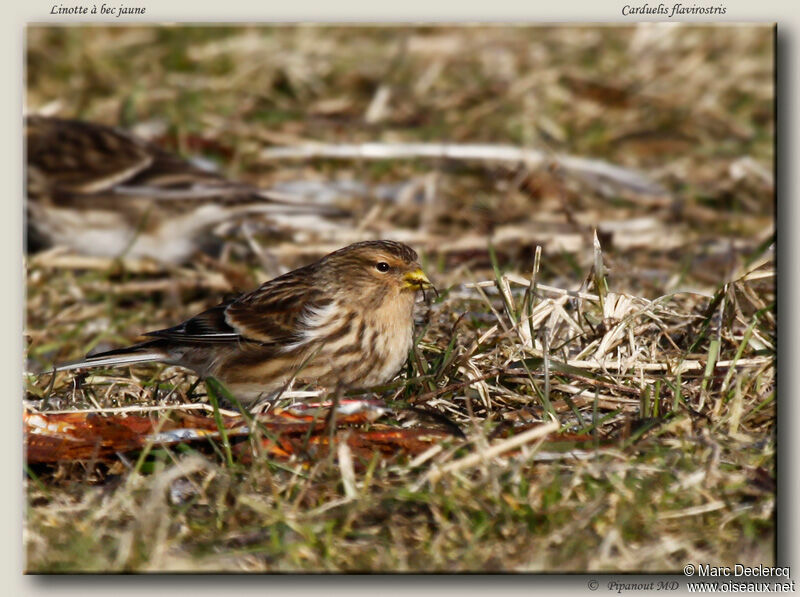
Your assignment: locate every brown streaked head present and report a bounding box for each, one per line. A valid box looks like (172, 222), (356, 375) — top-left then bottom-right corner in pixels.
(316, 240), (433, 296)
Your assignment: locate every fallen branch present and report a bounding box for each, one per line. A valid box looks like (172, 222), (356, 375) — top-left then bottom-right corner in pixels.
(259, 142), (668, 197)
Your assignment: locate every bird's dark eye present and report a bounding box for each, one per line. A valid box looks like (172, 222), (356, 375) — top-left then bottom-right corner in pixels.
(375, 262), (391, 273)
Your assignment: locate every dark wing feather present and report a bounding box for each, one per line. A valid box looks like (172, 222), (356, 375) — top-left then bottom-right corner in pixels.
(144, 302), (241, 343)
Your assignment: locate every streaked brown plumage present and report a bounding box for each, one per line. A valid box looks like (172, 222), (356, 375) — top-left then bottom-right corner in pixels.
(26, 115), (344, 263)
(55, 241), (434, 405)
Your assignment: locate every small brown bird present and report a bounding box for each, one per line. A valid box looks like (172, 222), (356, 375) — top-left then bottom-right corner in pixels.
(26, 115), (344, 263)
(54, 241), (434, 405)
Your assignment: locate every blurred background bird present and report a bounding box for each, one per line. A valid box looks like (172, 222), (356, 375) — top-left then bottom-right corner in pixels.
(25, 115), (348, 264)
(53, 240), (434, 405)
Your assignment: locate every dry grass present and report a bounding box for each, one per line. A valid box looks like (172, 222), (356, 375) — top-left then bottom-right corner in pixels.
(24, 24), (774, 572)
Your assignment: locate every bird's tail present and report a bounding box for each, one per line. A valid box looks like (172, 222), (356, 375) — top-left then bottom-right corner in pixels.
(52, 340), (167, 373)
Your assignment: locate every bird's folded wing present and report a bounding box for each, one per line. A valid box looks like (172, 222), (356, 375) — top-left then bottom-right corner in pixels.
(145, 271), (329, 347)
(26, 115), (154, 194)
(27, 116), (349, 219)
(224, 271), (330, 345)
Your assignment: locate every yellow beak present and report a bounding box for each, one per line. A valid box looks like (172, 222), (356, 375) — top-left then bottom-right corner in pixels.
(402, 267), (434, 291)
